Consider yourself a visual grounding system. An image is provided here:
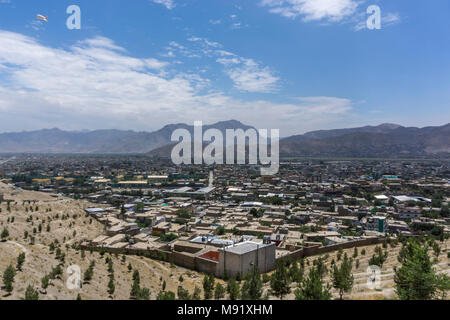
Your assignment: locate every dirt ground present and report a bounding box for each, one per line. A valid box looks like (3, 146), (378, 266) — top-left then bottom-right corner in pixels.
(0, 182), (206, 300)
(265, 239), (450, 300)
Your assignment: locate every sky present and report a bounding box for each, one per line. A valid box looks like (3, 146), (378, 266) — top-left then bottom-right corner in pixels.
(0, 0), (449, 137)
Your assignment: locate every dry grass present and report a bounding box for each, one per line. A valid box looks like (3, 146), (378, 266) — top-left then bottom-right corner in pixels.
(0, 182), (206, 300)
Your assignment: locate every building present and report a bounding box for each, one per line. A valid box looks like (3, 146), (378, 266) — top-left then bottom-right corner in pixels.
(217, 240), (275, 278)
(147, 175), (169, 183)
(396, 206), (422, 220)
(365, 216), (387, 233)
(374, 195), (389, 203)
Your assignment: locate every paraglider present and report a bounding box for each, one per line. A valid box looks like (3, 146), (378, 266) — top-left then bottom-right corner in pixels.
(36, 14), (48, 22)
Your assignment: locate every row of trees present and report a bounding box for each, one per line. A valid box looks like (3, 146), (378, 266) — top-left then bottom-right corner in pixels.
(174, 237), (448, 301)
(1, 252), (40, 299)
(394, 240), (450, 300)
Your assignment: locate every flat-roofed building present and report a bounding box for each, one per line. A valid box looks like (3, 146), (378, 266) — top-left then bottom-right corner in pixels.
(217, 240), (275, 277)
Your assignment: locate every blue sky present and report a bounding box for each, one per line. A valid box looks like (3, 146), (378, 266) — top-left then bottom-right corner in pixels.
(0, 0), (449, 136)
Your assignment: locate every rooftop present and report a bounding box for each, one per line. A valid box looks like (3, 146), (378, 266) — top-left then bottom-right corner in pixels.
(220, 240), (273, 255)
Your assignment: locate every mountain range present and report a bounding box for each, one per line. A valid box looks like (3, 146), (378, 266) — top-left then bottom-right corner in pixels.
(0, 121), (448, 158)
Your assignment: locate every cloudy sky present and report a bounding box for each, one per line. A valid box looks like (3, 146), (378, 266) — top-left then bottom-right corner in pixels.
(0, 0), (449, 136)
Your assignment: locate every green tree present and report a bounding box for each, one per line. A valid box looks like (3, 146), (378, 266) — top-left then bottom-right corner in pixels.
(313, 257), (328, 278)
(156, 290), (175, 300)
(41, 274), (50, 293)
(177, 286), (191, 300)
(192, 286), (202, 300)
(132, 269), (140, 282)
(214, 282), (225, 300)
(24, 285), (39, 300)
(394, 241), (443, 300)
(336, 248), (343, 261)
(137, 287), (151, 300)
(241, 266), (263, 300)
(1, 227), (9, 240)
(107, 259), (114, 274)
(130, 279), (140, 299)
(3, 264), (16, 294)
(216, 226), (225, 235)
(353, 247), (358, 258)
(331, 253), (354, 299)
(16, 252), (26, 271)
(227, 278), (240, 300)
(434, 273), (450, 300)
(270, 261), (291, 299)
(83, 262), (95, 282)
(295, 265), (332, 300)
(432, 242), (441, 257)
(289, 260), (304, 283)
(369, 246), (388, 268)
(202, 274), (215, 300)
(50, 265), (63, 280)
(108, 277), (115, 296)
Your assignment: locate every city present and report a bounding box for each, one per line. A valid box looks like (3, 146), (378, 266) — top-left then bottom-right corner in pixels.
(0, 153), (448, 300)
(0, 0), (449, 312)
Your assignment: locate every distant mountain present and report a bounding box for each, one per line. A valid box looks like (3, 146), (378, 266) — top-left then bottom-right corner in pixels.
(1, 122), (448, 158)
(282, 123), (404, 142)
(148, 123), (450, 159)
(279, 124), (450, 158)
(0, 120), (255, 154)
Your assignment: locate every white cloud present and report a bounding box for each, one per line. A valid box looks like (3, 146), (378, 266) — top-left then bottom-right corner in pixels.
(295, 97), (352, 114)
(80, 37), (126, 52)
(231, 22), (242, 30)
(0, 30), (352, 135)
(383, 12), (400, 25)
(261, 0), (359, 22)
(187, 36), (221, 49)
(177, 37), (279, 93)
(151, 0), (175, 10)
(219, 58), (280, 93)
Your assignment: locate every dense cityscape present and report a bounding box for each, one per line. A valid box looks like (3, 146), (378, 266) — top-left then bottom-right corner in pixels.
(0, 0), (449, 310)
(0, 154), (448, 300)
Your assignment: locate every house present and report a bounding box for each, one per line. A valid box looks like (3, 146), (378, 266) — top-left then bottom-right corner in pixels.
(396, 206), (422, 220)
(365, 216), (387, 233)
(374, 195), (389, 203)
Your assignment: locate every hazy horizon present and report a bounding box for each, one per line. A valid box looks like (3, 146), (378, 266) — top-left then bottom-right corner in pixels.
(0, 120), (448, 138)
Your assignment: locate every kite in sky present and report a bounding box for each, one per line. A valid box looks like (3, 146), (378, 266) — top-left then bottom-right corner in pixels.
(36, 14), (48, 22)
